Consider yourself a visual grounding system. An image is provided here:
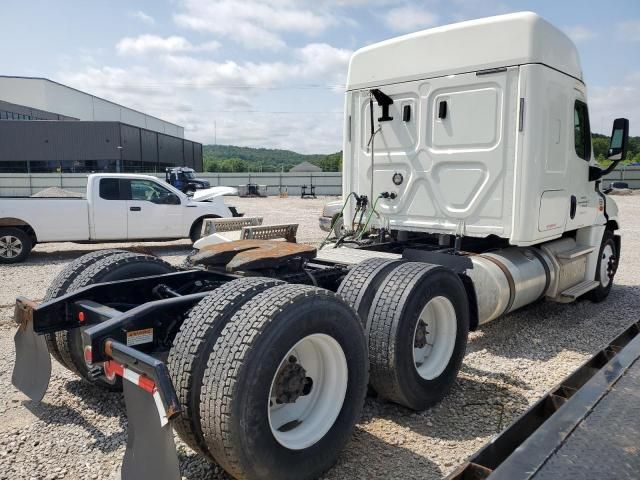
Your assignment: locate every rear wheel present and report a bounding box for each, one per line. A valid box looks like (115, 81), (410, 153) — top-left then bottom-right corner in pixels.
(47, 250), (175, 389)
(587, 230), (618, 302)
(367, 262), (469, 410)
(337, 257), (404, 327)
(167, 277), (283, 458)
(200, 284), (368, 480)
(44, 249), (133, 368)
(0, 227), (32, 264)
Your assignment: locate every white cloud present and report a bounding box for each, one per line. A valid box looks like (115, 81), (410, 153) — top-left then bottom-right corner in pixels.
(563, 25), (596, 44)
(57, 40), (353, 152)
(129, 10), (155, 25)
(158, 42), (351, 88)
(589, 73), (640, 136)
(174, 0), (336, 50)
(616, 20), (640, 42)
(384, 5), (439, 32)
(116, 35), (220, 56)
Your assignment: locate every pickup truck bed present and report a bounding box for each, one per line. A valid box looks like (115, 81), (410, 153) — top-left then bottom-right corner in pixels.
(1, 197), (90, 241)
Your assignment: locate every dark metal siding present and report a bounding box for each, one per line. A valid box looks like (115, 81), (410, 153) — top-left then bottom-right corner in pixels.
(141, 129), (158, 164)
(0, 121), (120, 161)
(120, 123), (141, 161)
(0, 120), (203, 171)
(183, 140), (194, 168)
(194, 143), (203, 171)
(159, 134), (184, 165)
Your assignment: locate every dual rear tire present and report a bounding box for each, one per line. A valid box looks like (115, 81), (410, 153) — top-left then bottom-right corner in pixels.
(169, 281), (368, 480)
(44, 250), (176, 390)
(338, 259), (470, 411)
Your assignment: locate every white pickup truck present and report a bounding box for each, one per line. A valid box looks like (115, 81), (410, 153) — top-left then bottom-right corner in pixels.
(0, 173), (237, 263)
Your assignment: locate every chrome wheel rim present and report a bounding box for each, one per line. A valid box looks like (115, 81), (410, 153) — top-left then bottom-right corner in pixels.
(412, 296), (457, 380)
(0, 235), (23, 259)
(268, 333), (348, 450)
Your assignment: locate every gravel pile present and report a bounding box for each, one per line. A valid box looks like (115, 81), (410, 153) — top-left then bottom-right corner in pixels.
(1, 194), (638, 479)
(30, 187), (84, 198)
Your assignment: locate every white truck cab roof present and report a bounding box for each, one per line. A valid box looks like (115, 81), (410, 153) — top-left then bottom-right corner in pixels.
(346, 11), (582, 90)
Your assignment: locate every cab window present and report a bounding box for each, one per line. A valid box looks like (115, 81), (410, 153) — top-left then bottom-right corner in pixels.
(127, 180), (178, 204)
(99, 178), (121, 200)
(574, 100), (591, 161)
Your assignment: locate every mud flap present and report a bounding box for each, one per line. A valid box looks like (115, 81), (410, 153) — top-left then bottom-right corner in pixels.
(121, 380), (181, 480)
(12, 307), (51, 402)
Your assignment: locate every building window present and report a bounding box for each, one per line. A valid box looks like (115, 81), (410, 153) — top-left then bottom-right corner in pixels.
(574, 100), (591, 161)
(0, 161), (28, 173)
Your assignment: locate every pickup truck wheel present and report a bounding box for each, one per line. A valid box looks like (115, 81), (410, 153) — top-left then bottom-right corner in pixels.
(0, 227), (32, 264)
(587, 230), (618, 302)
(337, 257), (404, 327)
(367, 262), (469, 410)
(168, 277), (283, 459)
(50, 250), (175, 390)
(200, 284), (368, 480)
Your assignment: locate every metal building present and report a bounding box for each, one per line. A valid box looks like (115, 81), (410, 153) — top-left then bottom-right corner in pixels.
(0, 76), (203, 173)
(0, 121), (202, 173)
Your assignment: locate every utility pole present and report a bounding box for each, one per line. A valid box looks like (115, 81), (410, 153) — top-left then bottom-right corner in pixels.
(214, 121), (217, 145)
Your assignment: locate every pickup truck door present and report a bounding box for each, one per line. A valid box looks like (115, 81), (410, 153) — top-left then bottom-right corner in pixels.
(92, 178), (128, 239)
(124, 179), (185, 239)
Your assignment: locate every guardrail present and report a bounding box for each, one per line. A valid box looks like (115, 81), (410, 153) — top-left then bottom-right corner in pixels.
(0, 167), (638, 197)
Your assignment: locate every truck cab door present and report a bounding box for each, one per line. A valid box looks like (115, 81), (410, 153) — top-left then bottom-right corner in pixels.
(92, 178), (128, 240)
(124, 179), (184, 240)
(565, 95), (598, 230)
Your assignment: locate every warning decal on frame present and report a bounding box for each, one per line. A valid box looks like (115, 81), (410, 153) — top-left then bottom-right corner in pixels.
(126, 328), (153, 346)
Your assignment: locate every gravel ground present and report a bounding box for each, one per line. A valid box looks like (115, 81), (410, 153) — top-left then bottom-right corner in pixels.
(1, 194), (639, 480)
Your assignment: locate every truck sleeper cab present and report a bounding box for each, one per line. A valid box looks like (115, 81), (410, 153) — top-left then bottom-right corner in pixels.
(10, 11), (629, 480)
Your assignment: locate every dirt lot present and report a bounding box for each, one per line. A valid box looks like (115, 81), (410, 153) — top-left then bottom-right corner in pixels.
(1, 194), (639, 480)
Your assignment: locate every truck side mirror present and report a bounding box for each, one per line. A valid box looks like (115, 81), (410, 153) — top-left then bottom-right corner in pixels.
(592, 117), (631, 181)
(607, 118), (629, 161)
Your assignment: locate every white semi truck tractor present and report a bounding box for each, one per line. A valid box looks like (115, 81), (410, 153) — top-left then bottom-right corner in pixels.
(11, 11), (629, 480)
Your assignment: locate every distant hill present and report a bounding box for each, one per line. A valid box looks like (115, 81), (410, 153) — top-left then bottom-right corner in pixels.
(203, 132), (640, 173)
(203, 145), (341, 172)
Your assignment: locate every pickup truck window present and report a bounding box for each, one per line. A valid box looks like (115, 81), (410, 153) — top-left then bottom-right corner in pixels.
(99, 178), (121, 200)
(574, 100), (591, 161)
(128, 179), (178, 204)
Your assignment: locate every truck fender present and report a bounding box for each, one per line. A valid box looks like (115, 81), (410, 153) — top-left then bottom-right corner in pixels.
(459, 273), (479, 331)
(0, 217), (38, 244)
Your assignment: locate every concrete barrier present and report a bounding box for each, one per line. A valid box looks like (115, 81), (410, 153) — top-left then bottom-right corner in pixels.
(0, 172), (343, 197)
(0, 167), (638, 197)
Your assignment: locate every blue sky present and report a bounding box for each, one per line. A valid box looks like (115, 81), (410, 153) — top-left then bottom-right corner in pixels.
(1, 0), (639, 152)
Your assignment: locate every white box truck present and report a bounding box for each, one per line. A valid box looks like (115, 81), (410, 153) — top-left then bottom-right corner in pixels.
(11, 12), (630, 480)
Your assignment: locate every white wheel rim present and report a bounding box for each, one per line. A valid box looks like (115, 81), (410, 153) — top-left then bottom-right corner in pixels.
(268, 333), (348, 450)
(600, 244), (614, 287)
(0, 235), (23, 259)
(412, 296), (457, 380)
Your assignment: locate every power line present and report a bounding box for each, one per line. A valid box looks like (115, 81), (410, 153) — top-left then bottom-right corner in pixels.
(105, 82), (346, 90)
(140, 108), (343, 114)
